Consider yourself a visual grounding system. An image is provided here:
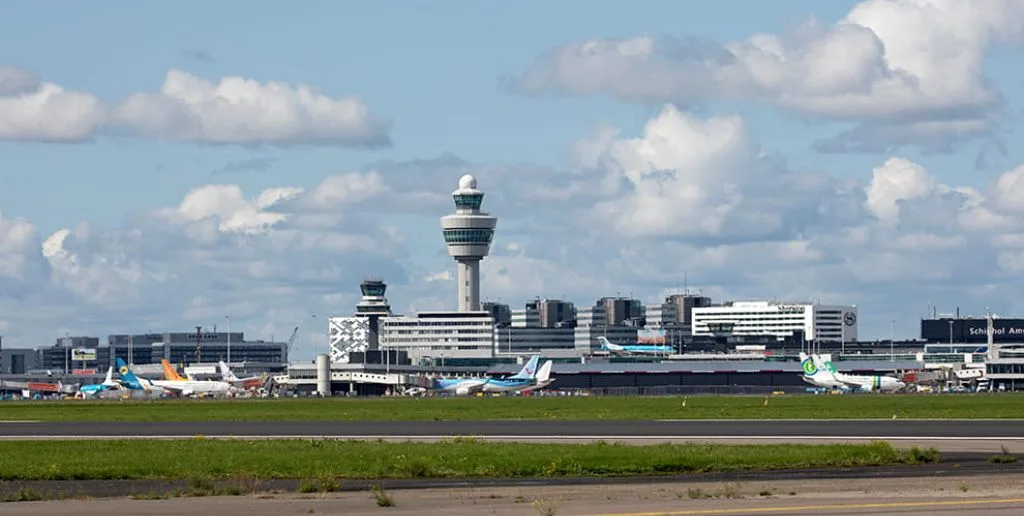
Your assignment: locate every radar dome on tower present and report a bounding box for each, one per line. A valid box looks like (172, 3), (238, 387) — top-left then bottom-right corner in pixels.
(457, 174), (478, 191)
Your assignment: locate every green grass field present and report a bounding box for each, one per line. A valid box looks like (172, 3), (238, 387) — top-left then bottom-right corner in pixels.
(1, 394), (1022, 422)
(0, 440), (938, 481)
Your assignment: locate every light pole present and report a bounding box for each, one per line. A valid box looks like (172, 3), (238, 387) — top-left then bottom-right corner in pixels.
(225, 315), (231, 366)
(63, 333), (70, 375)
(310, 314), (317, 362)
(890, 319), (895, 361)
(128, 335), (133, 366)
(948, 320), (954, 345)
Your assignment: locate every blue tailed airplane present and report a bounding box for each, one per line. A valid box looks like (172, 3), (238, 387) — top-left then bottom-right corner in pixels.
(76, 366), (125, 398)
(597, 336), (674, 356)
(416, 355), (550, 396)
(114, 358), (170, 396)
(481, 359), (554, 393)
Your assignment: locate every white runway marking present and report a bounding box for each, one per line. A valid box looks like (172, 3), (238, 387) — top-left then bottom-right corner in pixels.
(2, 434), (1024, 441)
(654, 418), (1024, 422)
(0, 420), (40, 423)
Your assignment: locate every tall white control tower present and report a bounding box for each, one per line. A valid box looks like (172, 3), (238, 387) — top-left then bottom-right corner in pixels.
(440, 174), (497, 312)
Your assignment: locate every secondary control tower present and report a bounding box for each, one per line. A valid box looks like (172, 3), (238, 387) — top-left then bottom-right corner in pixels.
(440, 174), (497, 312)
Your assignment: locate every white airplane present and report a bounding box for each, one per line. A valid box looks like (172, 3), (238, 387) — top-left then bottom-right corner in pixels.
(218, 361), (266, 389)
(481, 359), (555, 394)
(76, 366), (126, 398)
(114, 358), (171, 397)
(799, 352), (846, 390)
(424, 356), (543, 396)
(802, 353), (905, 392)
(596, 336), (673, 356)
(154, 359), (237, 397)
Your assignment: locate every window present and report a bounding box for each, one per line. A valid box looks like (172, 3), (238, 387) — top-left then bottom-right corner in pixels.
(443, 229), (494, 244)
(453, 194), (483, 210)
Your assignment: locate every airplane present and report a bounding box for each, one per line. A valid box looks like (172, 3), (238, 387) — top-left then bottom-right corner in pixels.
(160, 359), (189, 381)
(597, 336), (674, 356)
(426, 355), (541, 396)
(218, 361), (266, 389)
(115, 358), (170, 396)
(76, 366), (126, 398)
(484, 359), (555, 394)
(806, 353), (906, 392)
(799, 352), (846, 390)
(120, 358), (234, 397)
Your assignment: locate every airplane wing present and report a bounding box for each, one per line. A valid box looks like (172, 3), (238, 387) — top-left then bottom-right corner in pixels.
(151, 381), (185, 393)
(834, 378), (867, 390)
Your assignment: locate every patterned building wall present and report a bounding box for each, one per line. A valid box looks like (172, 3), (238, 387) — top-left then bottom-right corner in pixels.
(328, 317), (370, 363)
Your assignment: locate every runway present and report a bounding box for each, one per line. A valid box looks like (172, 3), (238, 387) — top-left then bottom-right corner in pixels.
(3, 419), (1024, 450)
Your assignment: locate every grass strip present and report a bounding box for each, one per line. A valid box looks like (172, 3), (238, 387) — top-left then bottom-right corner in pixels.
(0, 439), (938, 481)
(2, 394), (1024, 422)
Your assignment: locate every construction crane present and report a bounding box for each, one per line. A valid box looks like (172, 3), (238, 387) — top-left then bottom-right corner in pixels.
(194, 326), (203, 364)
(285, 320), (301, 361)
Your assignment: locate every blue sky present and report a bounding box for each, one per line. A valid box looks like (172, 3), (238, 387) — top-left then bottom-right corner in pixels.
(1, 0), (1023, 356)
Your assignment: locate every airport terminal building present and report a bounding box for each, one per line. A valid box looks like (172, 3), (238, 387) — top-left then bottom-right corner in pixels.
(692, 301), (858, 343)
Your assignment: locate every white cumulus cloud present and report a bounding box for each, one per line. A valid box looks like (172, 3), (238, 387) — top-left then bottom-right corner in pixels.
(4, 107), (1024, 351)
(0, 67), (390, 147)
(508, 0), (1024, 152)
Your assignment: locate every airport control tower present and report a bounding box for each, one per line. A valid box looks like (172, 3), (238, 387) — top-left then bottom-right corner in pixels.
(440, 174), (497, 312)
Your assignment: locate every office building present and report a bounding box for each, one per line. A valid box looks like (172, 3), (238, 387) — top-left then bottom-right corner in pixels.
(107, 331), (287, 366)
(692, 301), (858, 342)
(0, 348), (40, 375)
(379, 310), (496, 362)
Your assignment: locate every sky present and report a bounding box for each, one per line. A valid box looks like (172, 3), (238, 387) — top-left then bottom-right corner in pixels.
(1, 0), (1023, 360)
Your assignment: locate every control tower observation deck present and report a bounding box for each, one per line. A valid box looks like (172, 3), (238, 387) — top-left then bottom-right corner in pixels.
(439, 174), (497, 312)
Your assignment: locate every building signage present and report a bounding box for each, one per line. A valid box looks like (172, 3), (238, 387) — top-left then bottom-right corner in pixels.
(922, 318), (1024, 343)
(843, 312), (857, 326)
(968, 327), (1024, 337)
(71, 348), (97, 361)
(777, 305), (805, 314)
(27, 382), (60, 393)
(186, 333), (222, 340)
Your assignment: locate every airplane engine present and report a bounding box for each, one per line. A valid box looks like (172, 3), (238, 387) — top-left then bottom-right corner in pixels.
(182, 389), (195, 397)
(455, 386), (472, 396)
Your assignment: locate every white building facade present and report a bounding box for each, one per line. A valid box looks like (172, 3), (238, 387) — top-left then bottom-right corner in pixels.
(692, 301), (858, 342)
(379, 311), (496, 361)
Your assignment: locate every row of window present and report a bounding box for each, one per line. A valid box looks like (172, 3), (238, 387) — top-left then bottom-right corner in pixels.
(453, 194), (483, 210)
(443, 228), (494, 245)
(987, 363), (1024, 375)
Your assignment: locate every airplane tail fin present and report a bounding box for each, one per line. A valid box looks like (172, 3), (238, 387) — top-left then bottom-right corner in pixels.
(799, 353), (819, 377)
(597, 336), (620, 350)
(160, 359), (186, 381)
(115, 358), (146, 389)
(812, 354), (838, 374)
(511, 355), (540, 379)
(218, 361), (238, 381)
(536, 360), (553, 382)
(103, 366), (114, 385)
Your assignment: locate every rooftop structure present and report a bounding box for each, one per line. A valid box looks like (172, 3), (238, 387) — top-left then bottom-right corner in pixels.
(440, 174), (497, 312)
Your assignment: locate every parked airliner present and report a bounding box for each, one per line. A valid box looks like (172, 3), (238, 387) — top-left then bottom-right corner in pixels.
(77, 366), (125, 398)
(154, 359), (236, 396)
(482, 359), (555, 393)
(218, 361), (266, 389)
(420, 355), (547, 396)
(597, 336), (674, 356)
(800, 353), (905, 392)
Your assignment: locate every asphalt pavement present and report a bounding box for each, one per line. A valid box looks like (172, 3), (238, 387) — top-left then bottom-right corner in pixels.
(2, 418), (1024, 439)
